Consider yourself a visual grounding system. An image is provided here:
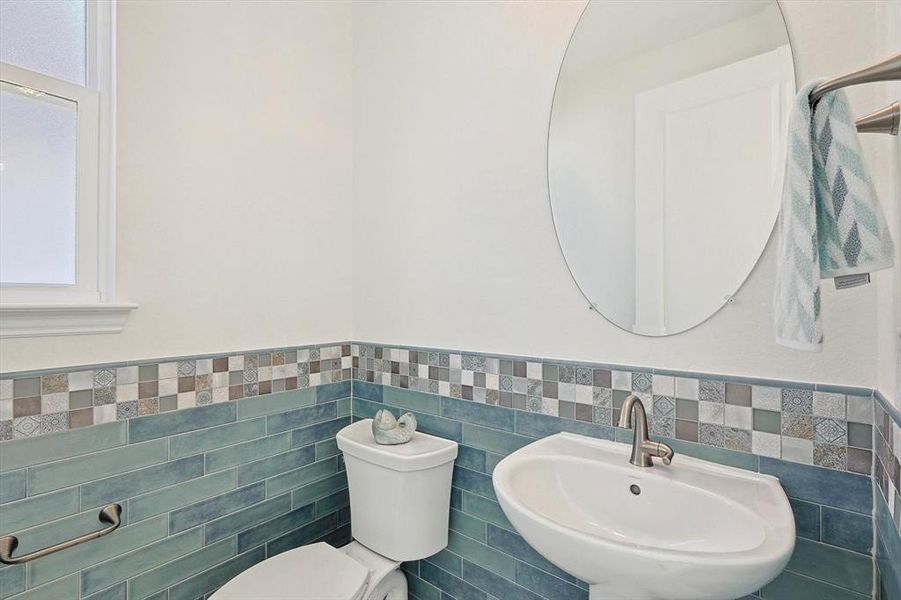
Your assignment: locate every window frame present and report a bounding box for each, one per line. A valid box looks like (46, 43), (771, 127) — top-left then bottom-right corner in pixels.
(0, 0), (134, 337)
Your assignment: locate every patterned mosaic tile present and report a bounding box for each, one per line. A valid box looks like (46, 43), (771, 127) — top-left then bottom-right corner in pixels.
(0, 340), (885, 478)
(0, 343), (351, 441)
(873, 392), (901, 535)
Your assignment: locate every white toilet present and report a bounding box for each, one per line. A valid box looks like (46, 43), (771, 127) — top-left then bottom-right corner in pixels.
(211, 418), (458, 600)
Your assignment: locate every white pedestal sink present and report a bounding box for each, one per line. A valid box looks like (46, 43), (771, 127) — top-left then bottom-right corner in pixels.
(492, 433), (794, 600)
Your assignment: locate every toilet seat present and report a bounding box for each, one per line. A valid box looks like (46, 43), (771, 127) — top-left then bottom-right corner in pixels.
(211, 542), (370, 600)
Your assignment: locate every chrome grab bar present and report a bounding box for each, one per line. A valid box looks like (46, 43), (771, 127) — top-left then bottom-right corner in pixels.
(0, 503), (122, 565)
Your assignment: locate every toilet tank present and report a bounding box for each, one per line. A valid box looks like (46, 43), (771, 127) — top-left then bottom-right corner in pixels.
(336, 419), (458, 561)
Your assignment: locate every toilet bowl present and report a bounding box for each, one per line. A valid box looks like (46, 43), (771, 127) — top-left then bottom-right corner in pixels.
(210, 540), (404, 600)
(210, 419), (458, 600)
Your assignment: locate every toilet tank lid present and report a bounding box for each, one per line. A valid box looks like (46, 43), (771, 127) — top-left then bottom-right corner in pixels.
(337, 419), (458, 471)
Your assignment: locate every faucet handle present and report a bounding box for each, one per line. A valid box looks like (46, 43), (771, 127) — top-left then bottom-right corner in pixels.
(641, 440), (675, 466)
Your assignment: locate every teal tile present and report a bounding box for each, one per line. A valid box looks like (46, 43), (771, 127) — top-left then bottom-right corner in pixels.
(1, 488), (79, 531)
(127, 538), (236, 600)
(406, 572), (441, 600)
(462, 424), (532, 455)
(266, 403), (337, 435)
(265, 457), (339, 498)
(8, 573), (77, 600)
(266, 513), (338, 557)
(485, 452), (503, 474)
(204, 494), (291, 543)
(515, 561), (584, 600)
(762, 570), (869, 599)
(168, 547), (265, 600)
(453, 465), (495, 499)
(80, 528), (203, 596)
(236, 389), (315, 420)
(315, 438), (339, 460)
(236, 445), (315, 486)
(486, 524), (582, 587)
(236, 503), (316, 552)
(659, 435), (758, 471)
(28, 439), (168, 495)
(463, 560), (545, 600)
(129, 404), (235, 443)
(418, 560), (484, 600)
(0, 565), (25, 599)
(822, 506), (872, 554)
(442, 397), (514, 431)
(290, 472), (347, 507)
(28, 515), (168, 587)
(315, 488), (349, 517)
(0, 471), (26, 504)
(82, 582), (126, 600)
(456, 446), (487, 473)
(447, 530), (515, 580)
(384, 387), (440, 415)
(0, 422), (126, 472)
(337, 397), (351, 417)
(461, 491), (514, 531)
(316, 381), (351, 403)
(785, 538), (872, 594)
(128, 469), (237, 523)
(169, 483), (265, 534)
(206, 433), (290, 473)
(410, 411), (463, 443)
(168, 418), (266, 459)
(425, 549), (462, 577)
(450, 509), (487, 542)
(80, 455), (205, 509)
(353, 381), (383, 402)
(142, 591), (167, 600)
(291, 417), (350, 449)
(514, 410), (612, 440)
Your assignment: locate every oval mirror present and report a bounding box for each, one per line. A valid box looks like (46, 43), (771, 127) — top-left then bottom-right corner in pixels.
(549, 0), (795, 336)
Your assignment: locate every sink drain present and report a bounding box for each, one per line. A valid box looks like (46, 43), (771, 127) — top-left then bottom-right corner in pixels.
(629, 484), (641, 495)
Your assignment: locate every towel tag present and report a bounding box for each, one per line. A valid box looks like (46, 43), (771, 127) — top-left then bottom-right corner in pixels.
(834, 274), (871, 290)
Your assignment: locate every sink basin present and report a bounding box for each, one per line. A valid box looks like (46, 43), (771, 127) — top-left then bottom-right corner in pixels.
(492, 433), (794, 600)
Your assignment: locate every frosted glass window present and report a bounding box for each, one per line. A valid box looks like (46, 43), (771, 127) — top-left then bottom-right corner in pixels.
(0, 85), (78, 285)
(0, 0), (86, 85)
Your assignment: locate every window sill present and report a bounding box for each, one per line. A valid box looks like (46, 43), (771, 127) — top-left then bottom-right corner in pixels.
(0, 303), (137, 338)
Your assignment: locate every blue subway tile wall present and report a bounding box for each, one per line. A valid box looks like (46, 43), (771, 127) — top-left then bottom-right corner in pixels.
(0, 384), (352, 600)
(2, 340), (897, 600)
(352, 383), (875, 600)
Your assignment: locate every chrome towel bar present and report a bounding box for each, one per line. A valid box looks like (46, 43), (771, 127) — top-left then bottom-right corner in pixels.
(809, 52), (901, 136)
(0, 503), (122, 565)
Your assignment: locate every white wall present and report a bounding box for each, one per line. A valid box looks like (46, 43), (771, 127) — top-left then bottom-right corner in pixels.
(874, 0), (901, 409)
(352, 0), (893, 388)
(0, 0), (353, 372)
(2, 0), (894, 393)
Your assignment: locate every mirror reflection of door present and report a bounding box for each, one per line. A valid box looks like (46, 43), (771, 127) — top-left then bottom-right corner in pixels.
(548, 1), (795, 336)
(633, 46), (793, 335)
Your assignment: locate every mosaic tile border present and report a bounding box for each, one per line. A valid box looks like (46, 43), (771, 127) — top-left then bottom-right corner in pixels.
(874, 390), (901, 536)
(0, 339), (891, 478)
(0, 343), (352, 441)
(350, 342), (878, 475)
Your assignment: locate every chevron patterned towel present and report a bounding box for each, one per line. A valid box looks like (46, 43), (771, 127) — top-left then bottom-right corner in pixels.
(774, 81), (894, 351)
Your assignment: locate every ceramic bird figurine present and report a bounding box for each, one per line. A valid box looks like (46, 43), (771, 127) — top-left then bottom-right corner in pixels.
(372, 409), (417, 445)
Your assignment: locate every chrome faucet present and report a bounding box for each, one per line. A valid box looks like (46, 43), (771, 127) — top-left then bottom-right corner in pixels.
(618, 394), (674, 467)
